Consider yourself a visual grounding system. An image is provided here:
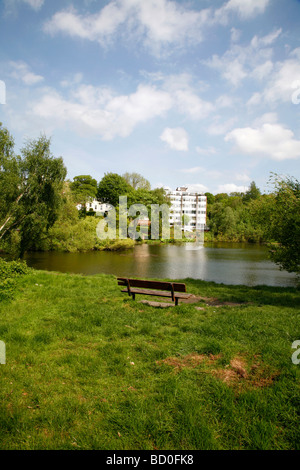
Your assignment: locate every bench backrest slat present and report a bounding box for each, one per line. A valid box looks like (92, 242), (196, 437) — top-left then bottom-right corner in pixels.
(117, 278), (186, 293)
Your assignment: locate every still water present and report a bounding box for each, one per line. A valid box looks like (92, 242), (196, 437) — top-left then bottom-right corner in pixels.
(23, 242), (297, 288)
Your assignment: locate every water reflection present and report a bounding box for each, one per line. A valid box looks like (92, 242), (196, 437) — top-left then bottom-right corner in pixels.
(23, 243), (297, 287)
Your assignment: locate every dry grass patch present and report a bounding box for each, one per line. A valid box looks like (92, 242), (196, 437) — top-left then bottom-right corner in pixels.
(158, 353), (280, 390)
(157, 353), (221, 372)
(212, 355), (280, 390)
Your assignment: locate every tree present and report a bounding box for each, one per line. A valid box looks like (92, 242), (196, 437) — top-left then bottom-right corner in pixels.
(205, 192), (215, 205)
(97, 173), (133, 207)
(0, 124), (67, 256)
(149, 187), (170, 206)
(130, 187), (170, 208)
(70, 175), (97, 201)
(243, 181), (261, 203)
(257, 175), (300, 277)
(122, 172), (151, 191)
(214, 193), (229, 203)
(69, 175), (98, 216)
(208, 203), (237, 239)
(0, 126), (21, 232)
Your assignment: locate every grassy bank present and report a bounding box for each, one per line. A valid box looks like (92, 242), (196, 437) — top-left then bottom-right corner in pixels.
(0, 269), (299, 450)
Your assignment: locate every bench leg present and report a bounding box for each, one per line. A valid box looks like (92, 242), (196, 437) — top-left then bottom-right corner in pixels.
(132, 293), (136, 301)
(175, 297), (178, 306)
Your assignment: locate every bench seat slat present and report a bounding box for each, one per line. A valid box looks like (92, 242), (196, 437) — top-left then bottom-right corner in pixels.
(117, 278), (186, 292)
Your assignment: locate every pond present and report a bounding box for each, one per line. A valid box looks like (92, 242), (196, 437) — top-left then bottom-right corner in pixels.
(23, 242), (297, 288)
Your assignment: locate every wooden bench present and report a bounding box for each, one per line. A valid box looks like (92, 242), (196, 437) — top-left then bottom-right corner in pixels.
(117, 277), (192, 306)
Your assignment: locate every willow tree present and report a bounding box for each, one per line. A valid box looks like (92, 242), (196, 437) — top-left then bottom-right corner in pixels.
(0, 124), (67, 256)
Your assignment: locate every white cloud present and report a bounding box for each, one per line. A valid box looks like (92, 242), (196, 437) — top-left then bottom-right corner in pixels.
(60, 73), (83, 88)
(246, 92), (261, 106)
(160, 127), (189, 151)
(185, 183), (208, 193)
(247, 48), (300, 105)
(44, 4), (124, 44)
(216, 0), (270, 21)
(31, 84), (172, 140)
(216, 183), (249, 194)
(234, 173), (251, 183)
(207, 116), (237, 136)
(158, 73), (214, 118)
(195, 146), (217, 155)
(181, 166), (222, 180)
(44, 0), (271, 57)
(135, 0), (211, 55)
(205, 29), (280, 86)
(9, 61), (44, 85)
(251, 60), (274, 81)
(215, 94), (235, 108)
(204, 53), (246, 87)
(23, 0), (44, 9)
(252, 112), (278, 127)
(44, 0), (211, 56)
(4, 0), (44, 13)
(181, 166), (203, 173)
(13, 70), (214, 141)
(263, 55), (300, 103)
(250, 28), (282, 48)
(225, 122), (300, 160)
(230, 27), (241, 43)
(175, 89), (214, 119)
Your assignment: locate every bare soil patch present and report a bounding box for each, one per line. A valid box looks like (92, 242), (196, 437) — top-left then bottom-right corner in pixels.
(158, 353), (280, 389)
(140, 295), (249, 308)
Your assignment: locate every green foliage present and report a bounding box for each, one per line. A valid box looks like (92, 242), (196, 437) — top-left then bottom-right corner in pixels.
(257, 175), (300, 276)
(47, 216), (100, 252)
(205, 192), (215, 205)
(243, 181), (261, 203)
(97, 237), (135, 251)
(0, 258), (30, 301)
(0, 124), (67, 256)
(122, 172), (151, 190)
(130, 187), (170, 211)
(46, 214), (136, 252)
(97, 173), (133, 207)
(0, 125), (21, 224)
(69, 175), (98, 214)
(208, 204), (237, 238)
(206, 182), (265, 243)
(206, 175), (299, 278)
(34, 187), (134, 252)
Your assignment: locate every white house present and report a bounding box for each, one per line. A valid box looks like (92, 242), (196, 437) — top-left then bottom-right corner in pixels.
(76, 199), (113, 215)
(166, 186), (207, 232)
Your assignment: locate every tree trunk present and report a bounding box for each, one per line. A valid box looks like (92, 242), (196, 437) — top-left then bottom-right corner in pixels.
(0, 192), (24, 238)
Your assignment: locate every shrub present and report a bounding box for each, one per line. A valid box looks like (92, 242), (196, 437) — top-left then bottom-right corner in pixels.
(0, 258), (31, 301)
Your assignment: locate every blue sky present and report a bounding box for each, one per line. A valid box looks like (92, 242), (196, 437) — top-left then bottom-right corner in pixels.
(0, 0), (300, 194)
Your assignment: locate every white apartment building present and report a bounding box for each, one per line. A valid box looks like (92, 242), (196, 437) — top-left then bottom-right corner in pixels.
(166, 186), (207, 232)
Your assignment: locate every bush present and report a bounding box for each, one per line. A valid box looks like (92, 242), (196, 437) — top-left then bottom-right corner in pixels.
(0, 258), (31, 301)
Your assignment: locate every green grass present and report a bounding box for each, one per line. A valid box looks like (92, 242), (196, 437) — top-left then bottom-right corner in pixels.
(0, 270), (299, 450)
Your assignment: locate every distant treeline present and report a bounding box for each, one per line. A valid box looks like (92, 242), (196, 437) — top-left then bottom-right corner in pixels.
(205, 182), (265, 243)
(0, 124), (299, 277)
